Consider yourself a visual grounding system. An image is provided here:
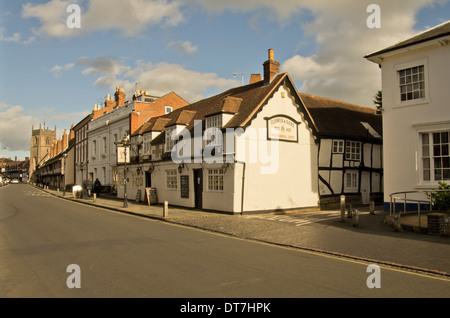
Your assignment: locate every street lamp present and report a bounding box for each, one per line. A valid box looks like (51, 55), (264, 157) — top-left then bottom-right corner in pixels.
(115, 135), (130, 208)
(62, 153), (68, 196)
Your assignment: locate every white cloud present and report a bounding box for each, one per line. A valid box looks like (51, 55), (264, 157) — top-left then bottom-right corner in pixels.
(21, 0), (184, 39)
(0, 27), (22, 43)
(0, 103), (88, 152)
(50, 63), (75, 78)
(74, 56), (239, 102)
(183, 0), (439, 106)
(167, 40), (198, 55)
(0, 104), (38, 151)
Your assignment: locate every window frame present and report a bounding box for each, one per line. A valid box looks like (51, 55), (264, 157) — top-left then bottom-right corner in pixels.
(394, 58), (430, 108)
(420, 131), (450, 184)
(332, 140), (344, 154)
(166, 169), (178, 190)
(165, 126), (176, 153)
(207, 168), (224, 192)
(345, 140), (361, 161)
(344, 171), (359, 192)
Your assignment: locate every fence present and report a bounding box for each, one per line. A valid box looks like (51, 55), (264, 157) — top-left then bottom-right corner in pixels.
(389, 189), (450, 228)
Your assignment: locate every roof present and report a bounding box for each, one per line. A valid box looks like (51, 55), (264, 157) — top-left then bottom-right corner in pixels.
(133, 71), (381, 147)
(299, 93), (382, 142)
(365, 20), (450, 60)
(143, 73), (290, 145)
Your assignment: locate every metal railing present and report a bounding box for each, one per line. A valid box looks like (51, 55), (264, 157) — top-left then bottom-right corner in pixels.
(389, 189), (450, 227)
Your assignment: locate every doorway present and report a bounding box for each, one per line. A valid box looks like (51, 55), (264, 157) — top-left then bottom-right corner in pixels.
(193, 169), (203, 209)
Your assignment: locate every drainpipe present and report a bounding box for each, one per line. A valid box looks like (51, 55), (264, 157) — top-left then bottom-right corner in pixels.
(240, 161), (246, 215)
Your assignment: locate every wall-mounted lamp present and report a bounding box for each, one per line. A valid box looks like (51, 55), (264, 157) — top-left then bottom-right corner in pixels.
(148, 164), (154, 173)
(178, 163), (185, 174)
(222, 162), (230, 174)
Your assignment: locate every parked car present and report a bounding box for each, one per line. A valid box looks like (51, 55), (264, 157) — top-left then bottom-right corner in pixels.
(11, 178), (19, 184)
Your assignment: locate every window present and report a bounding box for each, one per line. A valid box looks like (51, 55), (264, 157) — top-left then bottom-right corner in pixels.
(205, 115), (223, 145)
(399, 65), (425, 101)
(332, 140), (344, 153)
(165, 106), (173, 114)
(103, 137), (107, 155)
(345, 171), (358, 191)
(166, 169), (177, 189)
(208, 168), (224, 191)
(345, 141), (361, 161)
(143, 133), (151, 155)
(92, 140), (97, 158)
(165, 126), (176, 152)
(421, 131), (450, 182)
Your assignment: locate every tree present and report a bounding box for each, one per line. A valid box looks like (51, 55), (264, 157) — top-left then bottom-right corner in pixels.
(373, 90), (382, 110)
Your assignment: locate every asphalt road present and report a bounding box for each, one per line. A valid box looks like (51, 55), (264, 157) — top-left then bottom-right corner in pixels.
(1, 184), (449, 300)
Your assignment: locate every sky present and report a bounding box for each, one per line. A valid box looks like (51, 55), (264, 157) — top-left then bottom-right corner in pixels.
(0, 0), (449, 161)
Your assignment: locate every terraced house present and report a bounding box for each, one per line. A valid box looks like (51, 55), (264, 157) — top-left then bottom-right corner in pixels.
(124, 49), (383, 214)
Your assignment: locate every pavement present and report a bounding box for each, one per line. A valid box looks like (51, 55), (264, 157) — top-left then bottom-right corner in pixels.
(31, 184), (450, 278)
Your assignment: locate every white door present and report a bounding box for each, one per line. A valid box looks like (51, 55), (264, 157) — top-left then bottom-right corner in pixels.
(361, 171), (370, 205)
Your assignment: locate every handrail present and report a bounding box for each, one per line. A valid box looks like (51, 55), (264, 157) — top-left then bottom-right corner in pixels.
(389, 189), (450, 227)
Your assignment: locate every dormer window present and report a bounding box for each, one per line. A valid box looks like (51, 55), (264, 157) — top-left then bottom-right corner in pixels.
(165, 106), (173, 114)
(205, 115), (222, 144)
(165, 126), (176, 153)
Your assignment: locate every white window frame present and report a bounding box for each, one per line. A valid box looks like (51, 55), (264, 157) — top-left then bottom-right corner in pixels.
(420, 131), (450, 184)
(345, 141), (361, 161)
(332, 140), (344, 154)
(207, 168), (224, 191)
(165, 106), (173, 114)
(166, 169), (177, 190)
(394, 58), (430, 108)
(205, 115), (223, 145)
(165, 126), (176, 153)
(143, 133), (151, 155)
(345, 171), (358, 192)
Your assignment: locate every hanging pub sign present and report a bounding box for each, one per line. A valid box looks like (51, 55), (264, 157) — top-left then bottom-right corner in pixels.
(265, 115), (300, 142)
(117, 145), (130, 164)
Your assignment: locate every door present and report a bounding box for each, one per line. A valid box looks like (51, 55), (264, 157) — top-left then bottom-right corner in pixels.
(361, 171), (371, 205)
(145, 171), (151, 188)
(193, 169), (203, 209)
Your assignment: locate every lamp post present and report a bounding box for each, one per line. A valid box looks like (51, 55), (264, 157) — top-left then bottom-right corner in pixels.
(62, 153), (68, 196)
(115, 135), (130, 208)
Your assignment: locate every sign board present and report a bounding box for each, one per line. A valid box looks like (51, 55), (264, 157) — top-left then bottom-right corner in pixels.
(117, 146), (130, 164)
(180, 175), (189, 198)
(136, 189), (141, 202)
(145, 187), (157, 205)
(265, 115), (299, 142)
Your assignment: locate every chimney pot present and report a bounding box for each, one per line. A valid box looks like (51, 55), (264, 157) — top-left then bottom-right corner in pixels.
(263, 48), (280, 85)
(268, 48), (274, 60)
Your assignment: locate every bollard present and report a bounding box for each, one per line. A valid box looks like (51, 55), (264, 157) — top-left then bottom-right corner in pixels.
(93, 193), (96, 203)
(370, 200), (375, 215)
(57, 188), (59, 195)
(347, 203), (353, 218)
(393, 213), (401, 231)
(340, 195), (346, 222)
(352, 209), (359, 227)
(163, 201), (168, 217)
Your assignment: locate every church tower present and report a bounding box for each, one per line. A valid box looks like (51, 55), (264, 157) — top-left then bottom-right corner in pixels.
(29, 124), (57, 182)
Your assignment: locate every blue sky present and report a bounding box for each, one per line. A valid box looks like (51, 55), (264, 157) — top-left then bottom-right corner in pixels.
(0, 0), (449, 161)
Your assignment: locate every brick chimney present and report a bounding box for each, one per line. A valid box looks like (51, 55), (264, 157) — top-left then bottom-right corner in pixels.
(62, 129), (68, 150)
(249, 74), (262, 84)
(114, 86), (126, 107)
(263, 48), (280, 85)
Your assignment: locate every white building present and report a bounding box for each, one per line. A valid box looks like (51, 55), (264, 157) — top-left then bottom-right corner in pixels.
(87, 86), (188, 190)
(124, 49), (383, 213)
(365, 20), (450, 210)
